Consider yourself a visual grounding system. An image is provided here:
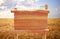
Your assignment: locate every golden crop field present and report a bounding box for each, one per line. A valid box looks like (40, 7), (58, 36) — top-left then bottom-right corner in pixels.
(0, 18), (14, 31)
(47, 18), (60, 39)
(0, 18), (60, 39)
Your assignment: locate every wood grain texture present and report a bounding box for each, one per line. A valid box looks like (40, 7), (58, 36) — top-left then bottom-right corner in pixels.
(13, 10), (48, 30)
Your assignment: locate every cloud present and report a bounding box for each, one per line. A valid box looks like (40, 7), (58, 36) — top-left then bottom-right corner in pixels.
(0, 0), (40, 10)
(27, 0), (39, 4)
(0, 0), (6, 5)
(49, 6), (60, 18)
(55, 6), (60, 13)
(15, 5), (40, 10)
(0, 10), (14, 18)
(14, 0), (40, 10)
(0, 6), (7, 10)
(15, 0), (39, 6)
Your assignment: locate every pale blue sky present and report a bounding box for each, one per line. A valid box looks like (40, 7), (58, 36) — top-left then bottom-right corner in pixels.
(0, 0), (60, 18)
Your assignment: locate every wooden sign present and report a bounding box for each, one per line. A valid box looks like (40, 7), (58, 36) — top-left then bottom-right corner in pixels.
(11, 10), (49, 30)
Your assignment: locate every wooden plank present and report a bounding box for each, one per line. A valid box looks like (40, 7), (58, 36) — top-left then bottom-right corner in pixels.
(14, 19), (47, 30)
(15, 15), (47, 19)
(15, 11), (48, 16)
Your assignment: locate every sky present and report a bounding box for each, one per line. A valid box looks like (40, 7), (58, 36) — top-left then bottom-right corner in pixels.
(0, 0), (60, 18)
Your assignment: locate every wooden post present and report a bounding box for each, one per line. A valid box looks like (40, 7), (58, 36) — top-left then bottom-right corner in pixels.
(14, 31), (18, 39)
(42, 29), (49, 39)
(42, 32), (46, 39)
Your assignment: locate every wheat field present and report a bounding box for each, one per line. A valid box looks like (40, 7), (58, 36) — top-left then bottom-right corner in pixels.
(0, 18), (14, 31)
(0, 18), (60, 39)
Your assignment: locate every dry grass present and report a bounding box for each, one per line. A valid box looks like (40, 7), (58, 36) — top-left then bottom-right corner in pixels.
(0, 18), (60, 39)
(0, 18), (14, 31)
(47, 18), (60, 39)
